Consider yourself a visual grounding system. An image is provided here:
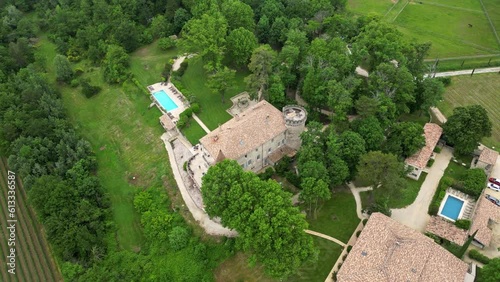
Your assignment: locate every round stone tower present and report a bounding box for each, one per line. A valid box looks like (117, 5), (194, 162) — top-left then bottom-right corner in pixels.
(283, 105), (307, 150)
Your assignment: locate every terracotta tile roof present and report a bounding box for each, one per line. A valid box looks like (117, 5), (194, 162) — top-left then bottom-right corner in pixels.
(337, 213), (468, 282)
(478, 147), (498, 165)
(200, 101), (287, 160)
(470, 196), (500, 246)
(159, 114), (175, 130)
(405, 123), (443, 169)
(425, 216), (468, 245)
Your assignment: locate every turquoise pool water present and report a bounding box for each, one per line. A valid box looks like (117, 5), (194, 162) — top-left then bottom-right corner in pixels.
(153, 90), (178, 112)
(440, 195), (464, 221)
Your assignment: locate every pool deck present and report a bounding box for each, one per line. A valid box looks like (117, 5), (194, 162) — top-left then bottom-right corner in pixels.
(148, 82), (188, 119)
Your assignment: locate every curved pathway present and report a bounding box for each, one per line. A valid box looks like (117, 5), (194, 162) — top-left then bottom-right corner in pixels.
(391, 146), (453, 231)
(304, 230), (346, 247)
(347, 183), (372, 220)
(161, 133), (236, 237)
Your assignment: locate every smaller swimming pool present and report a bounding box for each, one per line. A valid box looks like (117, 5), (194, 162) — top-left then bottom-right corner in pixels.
(439, 195), (464, 221)
(153, 90), (178, 112)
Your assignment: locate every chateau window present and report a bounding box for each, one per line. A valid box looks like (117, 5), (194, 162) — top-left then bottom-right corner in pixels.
(248, 159), (252, 165)
(245, 154), (247, 158)
(268, 148), (271, 153)
(257, 155), (260, 160)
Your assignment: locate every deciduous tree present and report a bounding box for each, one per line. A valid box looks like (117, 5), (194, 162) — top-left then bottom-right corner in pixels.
(351, 116), (384, 151)
(385, 122), (425, 158)
(102, 44), (130, 84)
(245, 44), (277, 98)
(226, 27), (258, 68)
(443, 105), (492, 155)
(207, 66), (236, 103)
(53, 54), (74, 83)
(300, 177), (331, 218)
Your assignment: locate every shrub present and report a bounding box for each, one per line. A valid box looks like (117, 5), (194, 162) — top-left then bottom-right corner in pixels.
(177, 113), (190, 129)
(426, 158), (435, 167)
(191, 103), (200, 114)
(74, 68), (84, 77)
(362, 219), (368, 225)
(183, 161), (187, 171)
(356, 230), (361, 237)
(183, 107), (193, 118)
(346, 245), (352, 253)
(162, 62), (173, 81)
(438, 77), (452, 87)
(468, 249), (490, 264)
(168, 226), (189, 251)
(158, 37), (176, 51)
(275, 156), (292, 176)
(80, 79), (101, 98)
(175, 60), (188, 77)
(285, 171), (301, 188)
(258, 167), (274, 180)
(461, 169), (486, 199)
(433, 146), (442, 153)
(366, 199), (392, 217)
(455, 219), (471, 230)
(342, 254), (347, 261)
(70, 79), (79, 88)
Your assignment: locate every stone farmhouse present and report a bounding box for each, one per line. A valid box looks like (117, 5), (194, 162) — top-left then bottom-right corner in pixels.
(337, 213), (475, 282)
(405, 123), (443, 180)
(188, 101), (307, 187)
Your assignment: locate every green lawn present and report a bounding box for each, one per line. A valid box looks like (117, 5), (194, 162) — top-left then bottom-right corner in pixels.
(348, 0), (500, 58)
(181, 120), (207, 145)
(306, 191), (359, 243)
(180, 59), (249, 130)
(35, 38), (177, 251)
(437, 73), (500, 149)
(483, 0), (500, 37)
(444, 161), (469, 180)
(290, 237), (343, 282)
(360, 172), (428, 209)
(130, 41), (178, 86)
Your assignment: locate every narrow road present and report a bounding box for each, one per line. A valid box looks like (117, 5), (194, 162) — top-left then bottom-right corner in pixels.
(391, 146), (453, 231)
(427, 66), (500, 78)
(305, 230), (346, 247)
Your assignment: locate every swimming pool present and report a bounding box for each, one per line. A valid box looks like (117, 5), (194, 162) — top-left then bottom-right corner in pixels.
(153, 90), (178, 112)
(439, 195), (464, 221)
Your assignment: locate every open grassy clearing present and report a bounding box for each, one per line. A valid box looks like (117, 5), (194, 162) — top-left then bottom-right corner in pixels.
(130, 41), (178, 86)
(181, 59), (249, 130)
(290, 237), (343, 282)
(0, 158), (62, 281)
(35, 38), (177, 251)
(436, 73), (500, 149)
(305, 190), (359, 243)
(214, 252), (277, 282)
(348, 0), (500, 58)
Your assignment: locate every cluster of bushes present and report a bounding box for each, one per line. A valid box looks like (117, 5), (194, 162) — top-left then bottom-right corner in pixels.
(171, 60), (188, 81)
(469, 249), (491, 264)
(80, 78), (102, 98)
(161, 61), (173, 81)
(454, 169), (486, 199)
(433, 146), (442, 153)
(365, 199), (392, 217)
(438, 77), (452, 87)
(158, 37), (176, 51)
(258, 167), (275, 180)
(177, 103), (201, 129)
(429, 176), (454, 215)
(455, 219), (471, 230)
(427, 158), (435, 167)
(131, 77), (150, 96)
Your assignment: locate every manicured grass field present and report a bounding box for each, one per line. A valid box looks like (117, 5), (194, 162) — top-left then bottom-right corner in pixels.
(181, 59), (249, 130)
(360, 172), (428, 209)
(36, 38), (177, 251)
(130, 41), (177, 86)
(348, 0), (500, 58)
(306, 190), (359, 243)
(214, 252), (277, 282)
(0, 158), (62, 282)
(290, 237), (343, 282)
(437, 73), (500, 149)
(181, 120), (207, 145)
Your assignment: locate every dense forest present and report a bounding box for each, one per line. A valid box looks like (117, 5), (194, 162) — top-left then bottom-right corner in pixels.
(2, 0), (488, 281)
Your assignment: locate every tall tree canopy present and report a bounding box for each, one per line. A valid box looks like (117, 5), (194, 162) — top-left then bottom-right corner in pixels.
(202, 160), (316, 278)
(245, 44), (277, 99)
(385, 122), (425, 158)
(443, 105), (492, 155)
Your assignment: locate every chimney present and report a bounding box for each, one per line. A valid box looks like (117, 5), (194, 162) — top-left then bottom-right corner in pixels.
(265, 115), (270, 124)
